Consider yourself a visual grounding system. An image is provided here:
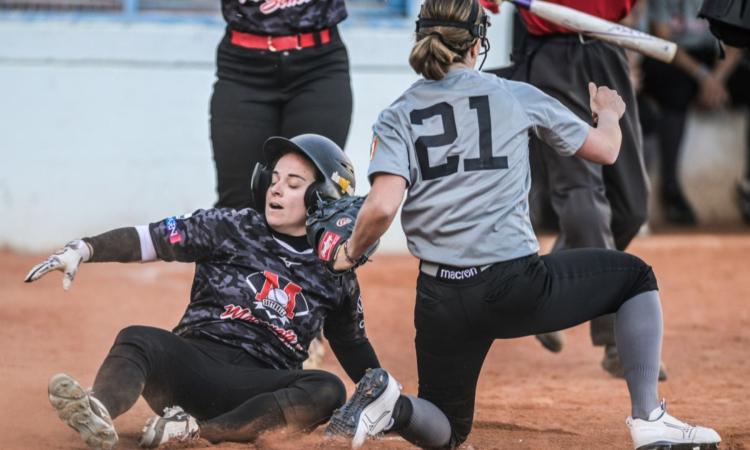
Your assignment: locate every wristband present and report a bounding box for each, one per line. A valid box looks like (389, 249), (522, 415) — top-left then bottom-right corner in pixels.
(343, 240), (358, 265)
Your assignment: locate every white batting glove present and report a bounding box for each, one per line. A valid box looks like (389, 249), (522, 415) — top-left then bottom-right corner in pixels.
(24, 240), (91, 290)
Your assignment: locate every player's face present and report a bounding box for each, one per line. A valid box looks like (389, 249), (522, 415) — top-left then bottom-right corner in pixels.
(265, 152), (316, 236)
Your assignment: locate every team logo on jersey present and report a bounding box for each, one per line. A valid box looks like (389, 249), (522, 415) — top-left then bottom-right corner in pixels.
(279, 256), (301, 268)
(336, 217), (352, 227)
(165, 216), (182, 244)
(370, 135), (379, 161)
(240, 0), (314, 15)
(318, 231), (342, 261)
(246, 271), (310, 325)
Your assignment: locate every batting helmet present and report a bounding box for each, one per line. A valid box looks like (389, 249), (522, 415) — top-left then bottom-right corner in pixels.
(250, 134), (356, 212)
(699, 0), (750, 48)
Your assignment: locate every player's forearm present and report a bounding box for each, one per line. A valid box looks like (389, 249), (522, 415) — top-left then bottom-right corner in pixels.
(712, 46), (742, 83)
(329, 338), (380, 383)
(578, 111), (622, 165)
(347, 176), (405, 259)
(82, 226), (155, 263)
(348, 203), (394, 258)
(671, 47), (712, 81)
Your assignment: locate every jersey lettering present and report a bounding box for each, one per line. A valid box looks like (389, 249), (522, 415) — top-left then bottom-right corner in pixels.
(409, 95), (507, 180)
(410, 102), (459, 181)
(464, 96), (508, 171)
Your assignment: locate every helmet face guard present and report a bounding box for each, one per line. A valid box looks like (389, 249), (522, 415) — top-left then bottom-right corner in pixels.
(250, 134), (356, 213)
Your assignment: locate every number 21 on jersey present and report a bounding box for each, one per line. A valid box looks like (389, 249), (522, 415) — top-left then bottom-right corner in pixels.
(410, 95), (507, 181)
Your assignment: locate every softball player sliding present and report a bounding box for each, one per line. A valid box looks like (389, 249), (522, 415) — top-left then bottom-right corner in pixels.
(25, 135), (380, 449)
(324, 0), (721, 449)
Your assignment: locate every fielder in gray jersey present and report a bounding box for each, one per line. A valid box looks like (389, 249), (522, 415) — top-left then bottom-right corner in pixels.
(369, 68), (587, 265)
(323, 0), (721, 449)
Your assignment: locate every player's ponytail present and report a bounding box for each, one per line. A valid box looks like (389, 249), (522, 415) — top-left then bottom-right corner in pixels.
(409, 0), (483, 80)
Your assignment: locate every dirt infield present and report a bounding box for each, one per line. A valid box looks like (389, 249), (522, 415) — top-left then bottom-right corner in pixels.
(1, 233), (748, 450)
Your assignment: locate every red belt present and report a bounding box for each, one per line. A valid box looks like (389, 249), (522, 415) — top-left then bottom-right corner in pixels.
(230, 28), (331, 52)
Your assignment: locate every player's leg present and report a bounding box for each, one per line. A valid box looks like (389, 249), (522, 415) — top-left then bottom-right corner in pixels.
(641, 52), (700, 225)
(327, 273), (493, 449)
(474, 250), (720, 449)
(278, 36), (352, 149)
(726, 55), (750, 224)
(195, 368), (346, 443)
(120, 330), (345, 446)
(210, 40), (282, 210)
(47, 325), (201, 450)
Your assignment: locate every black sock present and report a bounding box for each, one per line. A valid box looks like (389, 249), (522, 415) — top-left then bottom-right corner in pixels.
(390, 395), (413, 431)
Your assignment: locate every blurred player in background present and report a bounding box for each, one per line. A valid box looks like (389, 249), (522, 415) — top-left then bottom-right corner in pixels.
(211, 0), (353, 209)
(639, 0), (750, 225)
(24, 135), (379, 450)
(323, 0), (720, 448)
(488, 0), (667, 380)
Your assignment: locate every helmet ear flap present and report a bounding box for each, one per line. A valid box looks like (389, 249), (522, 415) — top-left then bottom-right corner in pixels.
(250, 162), (272, 211)
(304, 183), (322, 211)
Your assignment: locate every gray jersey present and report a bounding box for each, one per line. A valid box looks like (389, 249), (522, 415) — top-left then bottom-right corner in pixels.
(368, 68), (589, 266)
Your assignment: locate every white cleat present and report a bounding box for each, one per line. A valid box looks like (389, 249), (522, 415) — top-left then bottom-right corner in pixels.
(325, 368), (402, 448)
(139, 405), (200, 448)
(48, 373), (118, 450)
(626, 400), (721, 450)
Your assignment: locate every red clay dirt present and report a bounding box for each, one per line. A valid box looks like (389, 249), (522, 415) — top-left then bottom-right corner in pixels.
(1, 234), (748, 450)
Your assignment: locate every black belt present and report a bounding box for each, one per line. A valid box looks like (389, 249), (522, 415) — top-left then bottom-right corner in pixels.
(419, 261), (492, 282)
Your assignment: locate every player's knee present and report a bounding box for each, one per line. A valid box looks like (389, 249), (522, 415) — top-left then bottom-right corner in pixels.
(113, 325), (162, 348)
(306, 370), (347, 413)
(629, 255), (659, 295)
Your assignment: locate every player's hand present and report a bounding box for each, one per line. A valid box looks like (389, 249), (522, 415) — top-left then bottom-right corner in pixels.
(697, 74), (728, 110)
(588, 82), (626, 123)
(24, 240), (91, 290)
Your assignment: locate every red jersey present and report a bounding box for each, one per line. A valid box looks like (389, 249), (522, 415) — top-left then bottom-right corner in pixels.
(519, 0), (635, 36)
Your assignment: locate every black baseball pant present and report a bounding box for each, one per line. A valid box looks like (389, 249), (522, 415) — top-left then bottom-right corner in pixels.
(210, 27), (353, 210)
(91, 326), (345, 443)
(413, 249), (657, 447)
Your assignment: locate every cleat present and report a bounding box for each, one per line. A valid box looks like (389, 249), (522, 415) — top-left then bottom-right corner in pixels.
(626, 400), (721, 450)
(139, 406), (200, 448)
(535, 331), (565, 353)
(48, 373), (118, 450)
(325, 368), (401, 448)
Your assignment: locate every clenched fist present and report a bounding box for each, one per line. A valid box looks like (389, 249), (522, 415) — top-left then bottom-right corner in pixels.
(589, 82), (626, 123)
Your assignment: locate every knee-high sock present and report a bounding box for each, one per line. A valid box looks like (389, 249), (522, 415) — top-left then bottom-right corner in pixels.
(92, 355), (146, 419)
(391, 395), (451, 449)
(615, 290), (662, 419)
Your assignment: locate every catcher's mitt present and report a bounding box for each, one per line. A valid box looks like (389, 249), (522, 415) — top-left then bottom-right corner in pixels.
(306, 196), (378, 273)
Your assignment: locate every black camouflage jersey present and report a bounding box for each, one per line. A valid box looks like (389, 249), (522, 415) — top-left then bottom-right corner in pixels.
(221, 0), (347, 36)
(149, 208), (365, 370)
